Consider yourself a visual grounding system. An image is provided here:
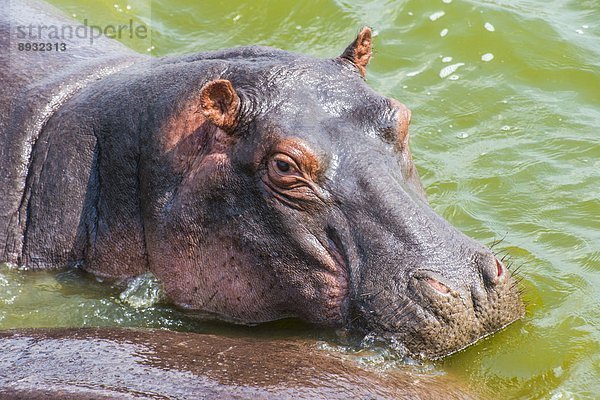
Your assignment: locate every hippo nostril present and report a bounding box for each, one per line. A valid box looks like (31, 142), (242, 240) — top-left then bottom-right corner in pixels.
(495, 258), (504, 278)
(424, 277), (450, 295)
(482, 257), (504, 286)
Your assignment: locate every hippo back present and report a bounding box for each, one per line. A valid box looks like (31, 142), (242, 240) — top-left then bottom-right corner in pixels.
(0, 0), (143, 265)
(0, 328), (482, 399)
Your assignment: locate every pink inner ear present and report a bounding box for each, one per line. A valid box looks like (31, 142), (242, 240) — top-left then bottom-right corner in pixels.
(341, 27), (373, 77)
(200, 80), (240, 130)
(355, 29), (372, 67)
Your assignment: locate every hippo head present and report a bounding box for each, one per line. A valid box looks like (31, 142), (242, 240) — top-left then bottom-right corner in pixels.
(150, 27), (524, 359)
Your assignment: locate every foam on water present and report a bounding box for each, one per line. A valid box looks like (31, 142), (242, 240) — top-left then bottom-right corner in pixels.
(429, 11), (445, 21)
(439, 62), (464, 79)
(119, 273), (163, 308)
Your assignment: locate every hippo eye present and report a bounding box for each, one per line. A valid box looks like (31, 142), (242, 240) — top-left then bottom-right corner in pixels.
(270, 154), (300, 177)
(263, 145), (323, 205)
(275, 159), (290, 173)
(266, 153), (305, 190)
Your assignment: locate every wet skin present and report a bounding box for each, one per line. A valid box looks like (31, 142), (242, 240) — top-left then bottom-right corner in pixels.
(0, 1), (523, 359)
(0, 328), (481, 399)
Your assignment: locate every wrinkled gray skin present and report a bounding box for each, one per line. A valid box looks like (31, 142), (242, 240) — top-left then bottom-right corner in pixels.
(0, 0), (523, 359)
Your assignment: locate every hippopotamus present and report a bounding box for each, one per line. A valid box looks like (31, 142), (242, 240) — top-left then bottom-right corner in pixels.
(0, 0), (523, 359)
(0, 328), (481, 399)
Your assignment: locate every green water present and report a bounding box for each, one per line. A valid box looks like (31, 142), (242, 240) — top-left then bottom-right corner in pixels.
(3, 0), (600, 398)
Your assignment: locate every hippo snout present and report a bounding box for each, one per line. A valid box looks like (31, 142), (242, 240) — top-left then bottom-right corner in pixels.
(358, 251), (524, 360)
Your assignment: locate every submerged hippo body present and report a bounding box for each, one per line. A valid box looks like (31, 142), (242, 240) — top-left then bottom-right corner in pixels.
(0, 328), (480, 399)
(0, 0), (523, 358)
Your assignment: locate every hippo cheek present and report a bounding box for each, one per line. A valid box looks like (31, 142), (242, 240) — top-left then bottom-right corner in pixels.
(286, 230), (351, 325)
(149, 224), (351, 325)
(296, 263), (350, 325)
(151, 235), (291, 323)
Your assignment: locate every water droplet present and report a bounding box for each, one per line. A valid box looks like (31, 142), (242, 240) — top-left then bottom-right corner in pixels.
(582, 25), (589, 29)
(429, 11), (446, 21)
(440, 28), (449, 37)
(442, 56), (453, 63)
(548, 390), (576, 400)
(575, 29), (584, 35)
(233, 14), (241, 22)
(126, 5), (131, 10)
(484, 22), (495, 32)
(481, 53), (494, 62)
(439, 62), (464, 79)
(456, 132), (469, 139)
(449, 74), (459, 80)
(388, 336), (409, 357)
(295, 25), (302, 30)
(408, 11), (414, 16)
(501, 125), (511, 131)
(361, 332), (377, 347)
(442, 0), (452, 3)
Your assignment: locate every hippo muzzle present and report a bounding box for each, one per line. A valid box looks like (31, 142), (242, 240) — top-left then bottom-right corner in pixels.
(325, 147), (524, 358)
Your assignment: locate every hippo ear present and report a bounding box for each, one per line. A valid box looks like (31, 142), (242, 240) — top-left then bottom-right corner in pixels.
(340, 26), (373, 77)
(200, 79), (240, 132)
